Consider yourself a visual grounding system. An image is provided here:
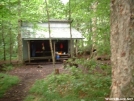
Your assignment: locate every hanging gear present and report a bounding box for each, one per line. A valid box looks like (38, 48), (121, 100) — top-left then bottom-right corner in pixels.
(60, 43), (63, 49)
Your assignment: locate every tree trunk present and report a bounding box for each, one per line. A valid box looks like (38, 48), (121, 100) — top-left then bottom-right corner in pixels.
(69, 0), (73, 57)
(1, 16), (6, 61)
(17, 33), (23, 64)
(91, 2), (98, 58)
(17, 0), (23, 64)
(9, 22), (12, 64)
(9, 0), (12, 64)
(110, 0), (134, 98)
(1, 24), (6, 61)
(45, 0), (55, 69)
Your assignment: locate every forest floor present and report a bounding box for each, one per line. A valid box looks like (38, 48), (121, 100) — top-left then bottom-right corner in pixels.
(0, 64), (64, 101)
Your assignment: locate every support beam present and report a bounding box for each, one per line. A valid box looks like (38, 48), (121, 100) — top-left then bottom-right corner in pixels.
(75, 39), (78, 56)
(27, 41), (30, 63)
(53, 41), (56, 61)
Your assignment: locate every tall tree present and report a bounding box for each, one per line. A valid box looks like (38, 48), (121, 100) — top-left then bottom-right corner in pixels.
(110, 0), (134, 98)
(9, 0), (12, 64)
(17, 0), (23, 64)
(69, 0), (73, 57)
(44, 0), (55, 69)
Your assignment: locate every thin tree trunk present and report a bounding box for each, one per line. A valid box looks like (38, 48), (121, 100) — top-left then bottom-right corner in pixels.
(69, 0), (73, 57)
(9, 22), (12, 64)
(90, 2), (98, 58)
(9, 0), (12, 64)
(44, 0), (55, 69)
(1, 15), (6, 61)
(92, 2), (97, 46)
(110, 0), (134, 98)
(17, 0), (23, 64)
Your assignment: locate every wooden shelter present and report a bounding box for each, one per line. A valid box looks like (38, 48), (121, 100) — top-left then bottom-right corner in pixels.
(21, 20), (83, 63)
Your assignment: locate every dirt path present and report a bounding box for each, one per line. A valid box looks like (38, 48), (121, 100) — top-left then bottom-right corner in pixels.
(0, 64), (64, 101)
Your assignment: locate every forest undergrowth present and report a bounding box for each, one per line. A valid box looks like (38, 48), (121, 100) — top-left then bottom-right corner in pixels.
(0, 73), (19, 98)
(24, 58), (111, 101)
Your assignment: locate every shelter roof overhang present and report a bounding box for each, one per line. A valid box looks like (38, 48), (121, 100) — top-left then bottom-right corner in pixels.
(21, 20), (84, 40)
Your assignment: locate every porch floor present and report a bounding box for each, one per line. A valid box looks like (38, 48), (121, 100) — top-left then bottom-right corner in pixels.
(30, 56), (52, 60)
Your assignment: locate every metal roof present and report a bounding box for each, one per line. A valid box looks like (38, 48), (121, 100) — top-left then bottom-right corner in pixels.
(21, 21), (84, 40)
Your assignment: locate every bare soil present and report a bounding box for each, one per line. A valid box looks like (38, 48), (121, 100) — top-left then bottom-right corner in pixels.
(0, 64), (64, 101)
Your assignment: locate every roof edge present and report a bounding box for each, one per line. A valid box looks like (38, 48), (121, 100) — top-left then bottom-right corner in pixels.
(48, 19), (73, 23)
(21, 19), (73, 24)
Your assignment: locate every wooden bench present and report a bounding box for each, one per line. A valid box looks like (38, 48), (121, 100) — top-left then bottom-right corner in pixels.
(56, 54), (70, 61)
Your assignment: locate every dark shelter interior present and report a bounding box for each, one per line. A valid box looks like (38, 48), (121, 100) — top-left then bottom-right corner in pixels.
(30, 40), (68, 58)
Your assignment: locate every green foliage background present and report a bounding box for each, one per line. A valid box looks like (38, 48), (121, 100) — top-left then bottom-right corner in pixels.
(0, 0), (110, 61)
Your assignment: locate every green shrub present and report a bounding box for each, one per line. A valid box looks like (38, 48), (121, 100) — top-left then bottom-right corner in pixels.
(0, 73), (19, 98)
(1, 64), (15, 71)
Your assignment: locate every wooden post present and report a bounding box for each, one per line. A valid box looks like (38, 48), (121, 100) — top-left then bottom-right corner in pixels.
(55, 69), (60, 75)
(27, 41), (30, 63)
(53, 41), (56, 62)
(75, 39), (78, 56)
